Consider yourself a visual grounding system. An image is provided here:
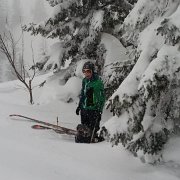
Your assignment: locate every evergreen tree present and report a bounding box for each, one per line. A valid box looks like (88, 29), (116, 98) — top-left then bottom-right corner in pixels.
(102, 0), (180, 163)
(103, 59), (135, 99)
(23, 0), (136, 72)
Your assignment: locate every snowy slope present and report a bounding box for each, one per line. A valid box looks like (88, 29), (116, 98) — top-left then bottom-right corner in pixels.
(0, 75), (180, 180)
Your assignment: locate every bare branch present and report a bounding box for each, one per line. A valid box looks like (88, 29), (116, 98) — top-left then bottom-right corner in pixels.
(30, 40), (36, 80)
(0, 26), (36, 104)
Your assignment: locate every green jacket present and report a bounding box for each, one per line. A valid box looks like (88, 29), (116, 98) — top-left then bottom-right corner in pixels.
(79, 74), (105, 112)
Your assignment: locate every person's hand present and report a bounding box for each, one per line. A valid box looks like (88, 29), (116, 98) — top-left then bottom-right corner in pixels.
(76, 107), (81, 115)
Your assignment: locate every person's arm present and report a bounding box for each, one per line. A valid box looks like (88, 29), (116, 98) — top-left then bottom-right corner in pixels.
(94, 80), (105, 112)
(78, 79), (85, 109)
(76, 80), (85, 115)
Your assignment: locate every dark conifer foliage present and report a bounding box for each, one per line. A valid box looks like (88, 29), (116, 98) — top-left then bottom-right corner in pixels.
(23, 0), (135, 71)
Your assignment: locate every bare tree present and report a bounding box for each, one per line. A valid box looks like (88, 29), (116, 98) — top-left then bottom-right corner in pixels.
(0, 30), (36, 104)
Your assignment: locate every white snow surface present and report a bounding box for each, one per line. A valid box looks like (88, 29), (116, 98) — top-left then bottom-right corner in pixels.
(101, 33), (128, 65)
(90, 10), (104, 36)
(0, 75), (180, 180)
(44, 42), (65, 70)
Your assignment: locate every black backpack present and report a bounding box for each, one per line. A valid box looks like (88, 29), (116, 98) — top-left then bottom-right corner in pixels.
(75, 124), (104, 143)
(75, 124), (92, 143)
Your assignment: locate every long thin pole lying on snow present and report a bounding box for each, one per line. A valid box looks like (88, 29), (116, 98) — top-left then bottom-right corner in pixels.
(9, 114), (77, 135)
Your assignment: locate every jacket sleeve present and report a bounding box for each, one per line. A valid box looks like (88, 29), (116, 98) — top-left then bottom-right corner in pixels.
(94, 80), (105, 112)
(78, 79), (85, 109)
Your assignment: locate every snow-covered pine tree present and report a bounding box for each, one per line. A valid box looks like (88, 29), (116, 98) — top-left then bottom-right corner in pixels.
(102, 0), (180, 163)
(23, 0), (136, 73)
(103, 59), (135, 99)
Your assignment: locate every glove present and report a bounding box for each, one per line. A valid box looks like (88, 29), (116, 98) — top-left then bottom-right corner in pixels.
(76, 107), (81, 115)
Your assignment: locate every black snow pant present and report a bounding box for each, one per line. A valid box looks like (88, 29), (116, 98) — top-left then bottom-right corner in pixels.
(75, 109), (101, 143)
(81, 109), (101, 134)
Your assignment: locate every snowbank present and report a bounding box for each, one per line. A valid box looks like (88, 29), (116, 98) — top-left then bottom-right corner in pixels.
(101, 33), (128, 65)
(37, 75), (81, 104)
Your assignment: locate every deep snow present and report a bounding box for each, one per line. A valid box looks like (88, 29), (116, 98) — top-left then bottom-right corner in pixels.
(0, 75), (180, 180)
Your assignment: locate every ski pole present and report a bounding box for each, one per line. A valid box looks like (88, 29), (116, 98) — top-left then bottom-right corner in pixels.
(90, 116), (98, 143)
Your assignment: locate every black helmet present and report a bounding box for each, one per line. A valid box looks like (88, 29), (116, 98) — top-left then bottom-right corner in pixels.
(82, 61), (95, 72)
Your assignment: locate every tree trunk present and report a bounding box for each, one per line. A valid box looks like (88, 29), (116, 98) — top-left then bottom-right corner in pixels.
(29, 80), (34, 104)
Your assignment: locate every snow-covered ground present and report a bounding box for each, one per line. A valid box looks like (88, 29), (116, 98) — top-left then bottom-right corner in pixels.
(0, 75), (180, 180)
